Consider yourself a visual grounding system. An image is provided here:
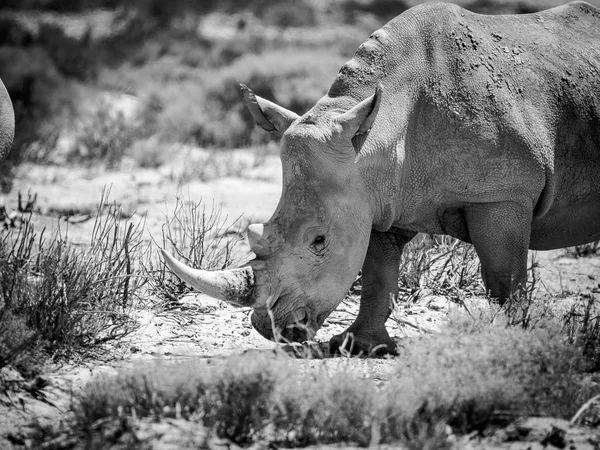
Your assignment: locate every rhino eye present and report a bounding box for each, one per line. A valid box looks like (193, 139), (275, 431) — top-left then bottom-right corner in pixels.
(310, 235), (327, 254)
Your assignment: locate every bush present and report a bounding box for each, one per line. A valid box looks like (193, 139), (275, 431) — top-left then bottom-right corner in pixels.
(69, 100), (139, 168)
(145, 195), (242, 304)
(37, 22), (96, 80)
(0, 192), (144, 377)
(384, 325), (594, 440)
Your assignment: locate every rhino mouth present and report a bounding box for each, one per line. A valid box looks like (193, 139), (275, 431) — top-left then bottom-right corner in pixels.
(251, 303), (315, 343)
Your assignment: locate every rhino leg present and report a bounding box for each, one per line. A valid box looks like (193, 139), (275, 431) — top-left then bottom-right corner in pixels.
(329, 228), (416, 356)
(465, 201), (532, 302)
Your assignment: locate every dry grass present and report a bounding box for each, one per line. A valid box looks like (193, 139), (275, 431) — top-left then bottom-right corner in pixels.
(398, 234), (483, 303)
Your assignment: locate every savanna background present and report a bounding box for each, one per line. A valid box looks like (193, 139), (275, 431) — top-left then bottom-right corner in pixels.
(1, 0), (600, 448)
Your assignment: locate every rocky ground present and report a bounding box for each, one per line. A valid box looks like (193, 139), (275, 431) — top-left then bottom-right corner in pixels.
(1, 154), (599, 449)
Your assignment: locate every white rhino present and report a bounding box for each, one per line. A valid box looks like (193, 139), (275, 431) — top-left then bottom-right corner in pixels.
(163, 1), (600, 354)
(0, 78), (14, 162)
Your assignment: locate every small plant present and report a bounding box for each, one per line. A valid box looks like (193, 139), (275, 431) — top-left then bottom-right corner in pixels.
(381, 323), (597, 447)
(500, 255), (550, 329)
(145, 195), (242, 304)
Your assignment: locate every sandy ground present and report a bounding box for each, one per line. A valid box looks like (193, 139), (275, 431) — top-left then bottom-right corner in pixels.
(1, 154), (599, 448)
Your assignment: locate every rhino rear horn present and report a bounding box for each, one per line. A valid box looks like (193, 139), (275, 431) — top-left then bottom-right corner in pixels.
(247, 223), (283, 258)
(160, 249), (256, 307)
(240, 84), (299, 133)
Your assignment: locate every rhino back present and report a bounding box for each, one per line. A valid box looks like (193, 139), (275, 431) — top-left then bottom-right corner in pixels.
(408, 1), (600, 243)
(321, 1), (600, 243)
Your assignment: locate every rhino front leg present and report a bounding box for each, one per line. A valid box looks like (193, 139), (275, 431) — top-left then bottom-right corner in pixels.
(329, 228), (416, 356)
(465, 201), (532, 302)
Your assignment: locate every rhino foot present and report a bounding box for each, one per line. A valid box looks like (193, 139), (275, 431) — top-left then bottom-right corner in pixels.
(328, 331), (397, 357)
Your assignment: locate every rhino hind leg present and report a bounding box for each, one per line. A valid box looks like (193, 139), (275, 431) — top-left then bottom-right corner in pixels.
(464, 201), (533, 302)
(329, 228), (417, 356)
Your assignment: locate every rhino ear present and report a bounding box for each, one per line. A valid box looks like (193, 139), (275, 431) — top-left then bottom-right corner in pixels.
(241, 84), (299, 133)
(336, 84), (383, 138)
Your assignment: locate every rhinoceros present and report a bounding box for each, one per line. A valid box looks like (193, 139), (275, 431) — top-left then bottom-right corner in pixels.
(0, 78), (14, 161)
(162, 1), (600, 354)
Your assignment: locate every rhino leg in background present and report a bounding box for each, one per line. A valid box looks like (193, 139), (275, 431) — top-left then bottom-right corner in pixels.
(329, 228), (416, 356)
(465, 202), (532, 302)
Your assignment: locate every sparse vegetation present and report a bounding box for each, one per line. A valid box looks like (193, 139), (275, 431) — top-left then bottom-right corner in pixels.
(61, 316), (598, 448)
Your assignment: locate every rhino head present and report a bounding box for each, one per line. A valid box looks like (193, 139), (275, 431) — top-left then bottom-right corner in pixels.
(162, 84), (383, 343)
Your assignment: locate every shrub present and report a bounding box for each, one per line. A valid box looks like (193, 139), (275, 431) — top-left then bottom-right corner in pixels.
(0, 191), (144, 377)
(199, 49), (345, 147)
(150, 48), (345, 148)
(145, 195), (242, 304)
(37, 22), (96, 80)
(379, 324), (597, 447)
(165, 146), (270, 184)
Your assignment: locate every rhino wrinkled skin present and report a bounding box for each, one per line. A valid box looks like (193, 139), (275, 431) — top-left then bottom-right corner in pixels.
(0, 78), (14, 163)
(164, 1), (600, 355)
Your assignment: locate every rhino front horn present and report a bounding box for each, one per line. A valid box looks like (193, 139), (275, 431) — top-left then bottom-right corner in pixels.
(160, 249), (255, 307)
